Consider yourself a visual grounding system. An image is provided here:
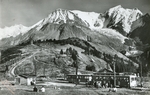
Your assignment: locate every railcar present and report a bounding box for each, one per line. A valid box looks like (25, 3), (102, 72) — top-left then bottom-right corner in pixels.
(92, 75), (137, 88)
(66, 74), (138, 88)
(67, 74), (91, 83)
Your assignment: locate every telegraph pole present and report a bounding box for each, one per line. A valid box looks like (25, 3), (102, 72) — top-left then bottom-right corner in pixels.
(141, 62), (142, 78)
(43, 64), (45, 76)
(113, 60), (116, 87)
(140, 58), (143, 87)
(34, 58), (37, 76)
(113, 54), (117, 88)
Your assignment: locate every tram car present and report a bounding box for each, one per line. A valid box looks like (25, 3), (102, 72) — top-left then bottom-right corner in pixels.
(92, 75), (137, 88)
(67, 74), (91, 83)
(66, 74), (138, 88)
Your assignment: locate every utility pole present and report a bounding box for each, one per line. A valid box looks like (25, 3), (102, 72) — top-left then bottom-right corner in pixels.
(34, 59), (37, 76)
(140, 59), (143, 87)
(141, 62), (142, 78)
(43, 64), (45, 76)
(113, 60), (116, 87)
(76, 61), (78, 86)
(113, 54), (117, 88)
(138, 56), (143, 87)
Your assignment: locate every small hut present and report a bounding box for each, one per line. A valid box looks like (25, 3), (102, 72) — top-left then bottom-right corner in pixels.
(15, 74), (36, 85)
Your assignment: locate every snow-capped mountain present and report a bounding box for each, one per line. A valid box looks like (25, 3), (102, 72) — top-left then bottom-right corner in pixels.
(33, 8), (105, 31)
(1, 5), (149, 49)
(0, 5), (145, 42)
(32, 6), (143, 36)
(105, 5), (143, 35)
(34, 9), (85, 30)
(0, 24), (30, 40)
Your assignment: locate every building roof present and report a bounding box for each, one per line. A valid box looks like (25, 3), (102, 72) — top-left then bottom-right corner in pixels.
(93, 68), (114, 75)
(18, 74), (36, 79)
(98, 68), (113, 73)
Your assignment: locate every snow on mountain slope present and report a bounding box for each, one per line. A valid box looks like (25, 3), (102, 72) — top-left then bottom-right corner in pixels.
(35, 9), (87, 30)
(71, 10), (105, 30)
(32, 6), (143, 36)
(0, 6), (146, 47)
(0, 24), (30, 40)
(98, 28), (127, 43)
(32, 9), (105, 31)
(106, 5), (143, 34)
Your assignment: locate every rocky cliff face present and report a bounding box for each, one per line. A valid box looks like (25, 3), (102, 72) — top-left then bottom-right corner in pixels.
(129, 13), (150, 44)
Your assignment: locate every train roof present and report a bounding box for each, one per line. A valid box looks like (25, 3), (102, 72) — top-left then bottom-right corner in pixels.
(67, 74), (92, 75)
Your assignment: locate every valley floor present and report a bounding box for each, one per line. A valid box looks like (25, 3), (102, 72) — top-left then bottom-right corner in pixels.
(0, 79), (150, 95)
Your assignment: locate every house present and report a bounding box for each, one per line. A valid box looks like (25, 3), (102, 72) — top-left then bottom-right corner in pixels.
(93, 68), (114, 75)
(15, 74), (36, 85)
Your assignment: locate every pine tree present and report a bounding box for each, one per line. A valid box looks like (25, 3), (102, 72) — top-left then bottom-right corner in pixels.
(71, 49), (78, 85)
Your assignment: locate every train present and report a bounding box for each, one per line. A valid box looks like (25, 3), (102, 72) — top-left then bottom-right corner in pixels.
(66, 74), (139, 88)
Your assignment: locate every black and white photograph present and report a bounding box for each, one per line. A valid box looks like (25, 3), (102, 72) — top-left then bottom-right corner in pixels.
(0, 0), (150, 95)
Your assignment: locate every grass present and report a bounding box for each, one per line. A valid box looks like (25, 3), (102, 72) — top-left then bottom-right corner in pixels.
(0, 86), (150, 95)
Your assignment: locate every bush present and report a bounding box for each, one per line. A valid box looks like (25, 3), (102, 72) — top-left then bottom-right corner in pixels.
(60, 49), (63, 54)
(86, 65), (95, 71)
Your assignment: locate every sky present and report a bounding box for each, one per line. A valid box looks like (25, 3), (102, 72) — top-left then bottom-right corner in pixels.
(0, 0), (150, 28)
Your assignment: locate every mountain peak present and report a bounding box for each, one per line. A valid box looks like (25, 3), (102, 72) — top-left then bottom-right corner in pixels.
(55, 8), (66, 11)
(106, 5), (143, 34)
(113, 5), (122, 9)
(144, 13), (150, 18)
(53, 8), (69, 14)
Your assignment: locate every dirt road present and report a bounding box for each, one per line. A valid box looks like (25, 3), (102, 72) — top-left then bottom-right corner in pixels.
(7, 50), (40, 77)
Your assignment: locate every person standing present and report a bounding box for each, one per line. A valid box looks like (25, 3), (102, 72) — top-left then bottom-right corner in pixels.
(41, 86), (45, 92)
(88, 75), (92, 86)
(87, 75), (92, 87)
(33, 86), (38, 92)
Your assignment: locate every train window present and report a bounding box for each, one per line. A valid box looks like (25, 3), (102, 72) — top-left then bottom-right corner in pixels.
(131, 77), (134, 81)
(96, 77), (98, 79)
(127, 79), (129, 82)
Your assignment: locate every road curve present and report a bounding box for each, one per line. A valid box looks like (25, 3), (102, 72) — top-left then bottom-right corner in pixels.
(8, 50), (40, 77)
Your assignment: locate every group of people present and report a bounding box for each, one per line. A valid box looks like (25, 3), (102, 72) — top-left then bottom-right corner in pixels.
(93, 81), (113, 88)
(86, 76), (115, 88)
(33, 86), (45, 92)
(31, 79), (45, 92)
(31, 80), (36, 85)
